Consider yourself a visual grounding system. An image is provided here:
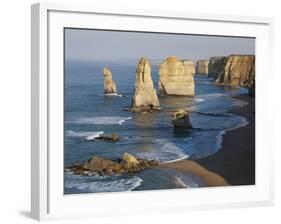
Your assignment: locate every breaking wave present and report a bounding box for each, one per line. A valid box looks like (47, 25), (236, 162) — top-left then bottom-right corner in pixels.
(65, 174), (143, 193)
(69, 116), (132, 125)
(66, 130), (104, 137)
(136, 139), (189, 164)
(104, 93), (123, 97)
(174, 174), (199, 188)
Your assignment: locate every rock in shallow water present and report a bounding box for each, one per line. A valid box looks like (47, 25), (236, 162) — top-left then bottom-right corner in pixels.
(172, 109), (192, 129)
(66, 153), (159, 176)
(95, 133), (120, 141)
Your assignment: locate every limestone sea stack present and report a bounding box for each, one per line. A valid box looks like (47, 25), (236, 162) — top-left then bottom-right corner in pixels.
(130, 58), (160, 111)
(102, 67), (117, 94)
(216, 55), (255, 87)
(182, 59), (196, 75)
(196, 60), (209, 75)
(208, 56), (227, 79)
(159, 56), (195, 96)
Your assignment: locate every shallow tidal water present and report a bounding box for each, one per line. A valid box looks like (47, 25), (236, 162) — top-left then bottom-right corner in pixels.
(64, 60), (248, 194)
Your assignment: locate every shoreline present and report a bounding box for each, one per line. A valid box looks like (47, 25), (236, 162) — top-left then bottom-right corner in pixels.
(161, 94), (255, 187)
(160, 160), (229, 187)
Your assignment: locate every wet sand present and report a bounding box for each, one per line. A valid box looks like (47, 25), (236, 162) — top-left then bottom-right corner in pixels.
(161, 160), (229, 187)
(161, 94), (255, 187)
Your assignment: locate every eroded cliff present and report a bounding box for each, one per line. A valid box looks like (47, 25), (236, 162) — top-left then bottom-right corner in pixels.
(215, 55), (255, 87)
(208, 57), (227, 79)
(196, 60), (209, 75)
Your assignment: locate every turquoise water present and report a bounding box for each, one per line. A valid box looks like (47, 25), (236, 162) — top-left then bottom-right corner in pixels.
(64, 60), (248, 194)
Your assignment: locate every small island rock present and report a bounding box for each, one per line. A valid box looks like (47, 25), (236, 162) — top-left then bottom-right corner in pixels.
(66, 153), (159, 176)
(95, 133), (120, 141)
(172, 109), (192, 129)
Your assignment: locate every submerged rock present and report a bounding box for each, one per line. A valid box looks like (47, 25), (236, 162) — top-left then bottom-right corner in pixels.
(215, 55), (255, 87)
(102, 67), (117, 94)
(66, 153), (159, 176)
(159, 56), (195, 96)
(172, 109), (192, 129)
(196, 60), (209, 75)
(208, 56), (227, 79)
(130, 58), (160, 111)
(95, 133), (120, 141)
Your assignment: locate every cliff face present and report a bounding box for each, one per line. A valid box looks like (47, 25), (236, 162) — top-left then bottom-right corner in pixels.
(216, 55), (255, 87)
(159, 56), (195, 96)
(131, 58), (160, 111)
(102, 68), (117, 94)
(196, 60), (209, 75)
(208, 57), (227, 79)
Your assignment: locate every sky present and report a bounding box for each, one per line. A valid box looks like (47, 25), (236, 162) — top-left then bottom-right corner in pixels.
(65, 28), (255, 62)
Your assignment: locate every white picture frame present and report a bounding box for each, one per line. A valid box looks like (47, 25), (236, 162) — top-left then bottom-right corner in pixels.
(31, 2), (274, 221)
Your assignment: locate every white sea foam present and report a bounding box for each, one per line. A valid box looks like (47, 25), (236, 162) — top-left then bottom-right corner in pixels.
(196, 81), (212, 85)
(215, 118), (249, 148)
(85, 132), (105, 140)
(194, 98), (204, 103)
(70, 116), (132, 125)
(66, 130), (104, 139)
(136, 139), (189, 164)
(231, 98), (248, 108)
(198, 92), (227, 98)
(174, 174), (199, 188)
(104, 93), (123, 97)
(65, 175), (143, 193)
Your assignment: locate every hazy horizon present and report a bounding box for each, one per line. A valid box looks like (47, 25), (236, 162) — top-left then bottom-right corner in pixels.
(65, 28), (255, 62)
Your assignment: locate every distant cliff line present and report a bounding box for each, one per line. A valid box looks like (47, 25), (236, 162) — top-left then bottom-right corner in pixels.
(100, 54), (255, 112)
(195, 54), (255, 95)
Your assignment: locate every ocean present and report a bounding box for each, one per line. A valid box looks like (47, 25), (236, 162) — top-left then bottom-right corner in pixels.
(64, 59), (248, 194)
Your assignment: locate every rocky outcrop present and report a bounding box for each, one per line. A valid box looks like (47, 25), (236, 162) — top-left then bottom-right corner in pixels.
(102, 68), (117, 94)
(81, 156), (119, 174)
(159, 56), (195, 96)
(172, 109), (192, 129)
(216, 55), (255, 87)
(130, 58), (160, 111)
(66, 153), (159, 176)
(123, 153), (139, 166)
(208, 57), (227, 79)
(196, 60), (209, 75)
(95, 133), (119, 141)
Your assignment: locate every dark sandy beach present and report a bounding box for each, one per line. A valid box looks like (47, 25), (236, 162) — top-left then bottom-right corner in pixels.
(162, 94), (255, 186)
(196, 94), (255, 185)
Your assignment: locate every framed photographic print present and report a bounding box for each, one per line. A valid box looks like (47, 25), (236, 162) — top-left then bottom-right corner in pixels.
(31, 2), (274, 221)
